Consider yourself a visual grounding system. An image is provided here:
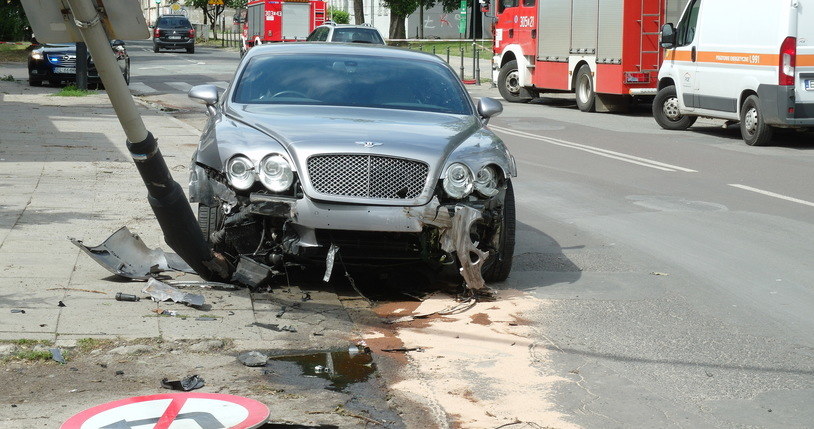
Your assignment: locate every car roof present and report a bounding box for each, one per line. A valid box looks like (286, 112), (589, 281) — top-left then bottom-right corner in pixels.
(245, 43), (444, 64)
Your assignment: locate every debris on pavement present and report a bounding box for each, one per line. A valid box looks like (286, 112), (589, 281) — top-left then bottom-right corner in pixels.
(57, 301), (66, 307)
(384, 297), (477, 324)
(115, 292), (140, 302)
(153, 308), (178, 316)
(250, 322), (297, 332)
(142, 278), (205, 307)
(238, 351), (269, 367)
(46, 287), (107, 295)
(650, 271), (670, 276)
(380, 347), (424, 353)
(165, 280), (238, 290)
(11, 309), (25, 314)
(70, 226), (195, 280)
(231, 256), (277, 287)
(195, 316), (218, 321)
(161, 375), (205, 391)
(49, 348), (66, 364)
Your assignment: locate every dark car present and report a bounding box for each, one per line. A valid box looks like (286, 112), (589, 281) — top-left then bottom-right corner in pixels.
(27, 40), (130, 87)
(306, 23), (385, 44)
(186, 44), (514, 292)
(153, 15), (196, 54)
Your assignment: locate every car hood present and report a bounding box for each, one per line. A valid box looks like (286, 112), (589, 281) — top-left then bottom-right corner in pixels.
(226, 104), (479, 163)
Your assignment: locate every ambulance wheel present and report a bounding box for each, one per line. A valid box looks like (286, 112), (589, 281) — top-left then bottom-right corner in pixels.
(498, 60), (530, 103)
(575, 64), (596, 112)
(653, 85), (697, 130)
(740, 95), (774, 146)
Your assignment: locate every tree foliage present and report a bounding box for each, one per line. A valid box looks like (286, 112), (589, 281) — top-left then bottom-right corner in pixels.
(0, 0), (30, 41)
(184, 0), (245, 38)
(328, 7), (350, 24)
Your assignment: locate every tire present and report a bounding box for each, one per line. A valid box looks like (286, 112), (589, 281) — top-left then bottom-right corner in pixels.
(482, 180), (516, 283)
(497, 60), (530, 103)
(187, 46), (195, 54)
(197, 204), (223, 244)
(153, 44), (159, 53)
(740, 95), (774, 146)
(653, 85), (697, 130)
(29, 76), (42, 87)
(575, 64), (596, 112)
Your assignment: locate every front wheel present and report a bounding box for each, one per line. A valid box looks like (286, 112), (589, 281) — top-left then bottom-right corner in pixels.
(187, 46), (195, 54)
(575, 64), (596, 112)
(653, 85), (697, 130)
(497, 60), (530, 103)
(197, 204), (223, 244)
(29, 76), (42, 87)
(153, 44), (159, 53)
(482, 180), (516, 282)
(740, 95), (773, 146)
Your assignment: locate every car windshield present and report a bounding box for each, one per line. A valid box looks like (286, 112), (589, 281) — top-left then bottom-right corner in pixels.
(332, 28), (384, 44)
(158, 17), (191, 28)
(232, 53), (472, 115)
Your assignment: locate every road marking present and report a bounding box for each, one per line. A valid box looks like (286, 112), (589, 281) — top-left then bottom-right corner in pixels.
(166, 81), (193, 92)
(490, 125), (697, 173)
(729, 184), (814, 208)
(128, 82), (157, 94)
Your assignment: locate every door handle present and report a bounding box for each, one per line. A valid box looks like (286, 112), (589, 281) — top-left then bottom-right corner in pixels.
(691, 46), (696, 62)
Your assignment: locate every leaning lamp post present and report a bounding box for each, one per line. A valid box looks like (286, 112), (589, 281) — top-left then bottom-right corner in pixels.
(21, 0), (230, 281)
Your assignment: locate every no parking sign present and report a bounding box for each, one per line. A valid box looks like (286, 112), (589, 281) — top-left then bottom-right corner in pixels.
(61, 392), (269, 429)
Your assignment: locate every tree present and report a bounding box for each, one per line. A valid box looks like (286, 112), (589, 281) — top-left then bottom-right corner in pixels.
(329, 7), (350, 24)
(185, 0), (245, 39)
(353, 0), (365, 24)
(385, 0), (458, 39)
(0, 0), (30, 41)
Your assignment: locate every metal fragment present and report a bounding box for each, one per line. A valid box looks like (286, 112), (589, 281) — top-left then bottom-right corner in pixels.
(323, 244), (339, 282)
(142, 278), (205, 307)
(69, 226), (195, 280)
(238, 351), (269, 367)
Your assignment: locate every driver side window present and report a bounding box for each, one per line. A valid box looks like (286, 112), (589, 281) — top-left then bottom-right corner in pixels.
(676, 0), (701, 46)
(498, 0), (518, 14)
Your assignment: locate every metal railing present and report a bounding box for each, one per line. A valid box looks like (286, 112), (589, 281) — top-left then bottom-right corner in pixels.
(395, 40), (492, 84)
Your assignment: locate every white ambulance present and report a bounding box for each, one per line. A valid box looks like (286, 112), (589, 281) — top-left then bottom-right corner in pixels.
(653, 0), (814, 145)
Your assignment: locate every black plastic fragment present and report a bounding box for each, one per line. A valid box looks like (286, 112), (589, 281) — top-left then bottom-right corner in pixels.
(161, 374), (205, 391)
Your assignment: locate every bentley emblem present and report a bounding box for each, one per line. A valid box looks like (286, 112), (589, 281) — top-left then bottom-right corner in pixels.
(355, 141), (382, 148)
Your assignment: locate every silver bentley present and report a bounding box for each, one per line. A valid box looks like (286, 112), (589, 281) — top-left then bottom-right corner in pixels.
(187, 43), (517, 291)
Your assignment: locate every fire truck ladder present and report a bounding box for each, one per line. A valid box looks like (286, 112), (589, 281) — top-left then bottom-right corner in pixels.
(638, 0), (664, 73)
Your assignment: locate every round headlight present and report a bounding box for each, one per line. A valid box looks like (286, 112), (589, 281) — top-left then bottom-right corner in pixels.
(226, 156), (255, 190)
(259, 154), (293, 192)
(443, 162), (474, 199)
(474, 165), (500, 197)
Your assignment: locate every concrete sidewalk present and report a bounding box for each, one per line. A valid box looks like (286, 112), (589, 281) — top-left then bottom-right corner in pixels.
(0, 75), (398, 427)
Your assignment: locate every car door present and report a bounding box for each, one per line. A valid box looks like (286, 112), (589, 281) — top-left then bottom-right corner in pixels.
(666, 0), (702, 109)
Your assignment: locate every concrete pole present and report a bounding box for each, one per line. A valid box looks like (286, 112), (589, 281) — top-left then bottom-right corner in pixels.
(64, 0), (147, 143)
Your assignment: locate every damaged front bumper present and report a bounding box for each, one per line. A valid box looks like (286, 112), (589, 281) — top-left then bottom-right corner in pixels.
(190, 163), (504, 291)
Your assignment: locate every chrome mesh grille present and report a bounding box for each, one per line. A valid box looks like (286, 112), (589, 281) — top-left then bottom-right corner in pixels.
(307, 155), (428, 200)
(47, 54), (76, 67)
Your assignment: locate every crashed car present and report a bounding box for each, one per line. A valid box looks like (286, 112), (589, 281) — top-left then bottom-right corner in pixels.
(187, 43), (517, 290)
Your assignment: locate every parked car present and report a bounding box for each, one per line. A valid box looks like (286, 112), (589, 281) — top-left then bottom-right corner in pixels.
(186, 44), (516, 290)
(27, 40), (130, 87)
(306, 23), (385, 44)
(153, 15), (196, 54)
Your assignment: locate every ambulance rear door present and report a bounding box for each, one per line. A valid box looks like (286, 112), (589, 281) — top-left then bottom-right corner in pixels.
(796, 1), (814, 112)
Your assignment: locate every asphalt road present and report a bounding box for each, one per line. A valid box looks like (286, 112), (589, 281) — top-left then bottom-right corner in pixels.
(127, 42), (814, 427)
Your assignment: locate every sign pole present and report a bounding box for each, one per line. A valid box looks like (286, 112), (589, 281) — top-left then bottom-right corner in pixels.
(60, 0), (230, 281)
(75, 41), (88, 90)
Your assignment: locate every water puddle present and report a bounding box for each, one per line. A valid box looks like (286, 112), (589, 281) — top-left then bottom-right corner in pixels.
(269, 348), (375, 392)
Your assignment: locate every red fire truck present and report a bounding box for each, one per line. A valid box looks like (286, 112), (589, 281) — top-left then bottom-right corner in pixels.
(490, 0), (688, 111)
(241, 0), (326, 54)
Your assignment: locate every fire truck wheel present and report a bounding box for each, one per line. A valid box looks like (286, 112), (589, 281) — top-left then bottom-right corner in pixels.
(653, 85), (697, 130)
(740, 95), (774, 146)
(575, 65), (596, 112)
(498, 60), (530, 103)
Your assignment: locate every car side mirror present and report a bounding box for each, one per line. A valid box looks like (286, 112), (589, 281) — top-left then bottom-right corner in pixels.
(478, 97), (503, 124)
(660, 23), (676, 48)
(188, 84), (220, 115)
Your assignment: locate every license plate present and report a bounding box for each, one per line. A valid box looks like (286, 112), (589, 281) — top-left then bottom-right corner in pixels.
(806, 79), (814, 91)
(169, 36), (182, 40)
(54, 67), (76, 74)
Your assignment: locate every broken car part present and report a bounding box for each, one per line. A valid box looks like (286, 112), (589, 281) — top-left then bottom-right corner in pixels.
(50, 348), (66, 364)
(70, 227), (196, 280)
(142, 278), (205, 307)
(115, 292), (140, 302)
(161, 375), (205, 391)
(238, 351), (269, 367)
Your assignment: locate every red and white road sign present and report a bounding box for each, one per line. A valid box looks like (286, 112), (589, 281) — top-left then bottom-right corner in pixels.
(61, 392), (269, 429)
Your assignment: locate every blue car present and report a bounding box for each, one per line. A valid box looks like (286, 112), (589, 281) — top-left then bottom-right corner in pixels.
(27, 40), (130, 87)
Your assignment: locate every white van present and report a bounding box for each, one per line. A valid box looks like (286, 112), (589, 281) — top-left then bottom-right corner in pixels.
(653, 0), (814, 145)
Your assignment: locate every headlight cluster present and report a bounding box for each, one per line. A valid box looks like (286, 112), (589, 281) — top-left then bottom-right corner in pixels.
(31, 51), (44, 60)
(443, 163), (501, 199)
(226, 154), (294, 192)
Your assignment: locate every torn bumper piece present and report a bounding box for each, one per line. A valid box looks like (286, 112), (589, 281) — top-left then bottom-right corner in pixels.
(142, 278), (205, 307)
(70, 227), (195, 280)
